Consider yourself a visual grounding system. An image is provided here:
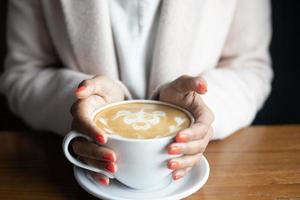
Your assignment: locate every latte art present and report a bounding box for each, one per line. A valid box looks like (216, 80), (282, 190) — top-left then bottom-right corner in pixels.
(94, 102), (191, 139)
(112, 109), (166, 131)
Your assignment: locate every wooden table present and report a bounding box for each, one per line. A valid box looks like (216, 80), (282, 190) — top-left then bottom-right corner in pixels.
(0, 125), (299, 200)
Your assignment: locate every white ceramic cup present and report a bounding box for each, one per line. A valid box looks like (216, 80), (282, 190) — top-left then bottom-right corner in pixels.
(63, 100), (194, 190)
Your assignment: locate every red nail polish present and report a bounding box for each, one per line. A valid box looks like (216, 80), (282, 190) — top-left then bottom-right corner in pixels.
(167, 161), (179, 170)
(197, 82), (207, 93)
(176, 134), (189, 143)
(98, 177), (109, 185)
(95, 134), (105, 144)
(105, 162), (116, 173)
(102, 153), (115, 162)
(173, 174), (182, 181)
(168, 146), (182, 154)
(75, 86), (86, 93)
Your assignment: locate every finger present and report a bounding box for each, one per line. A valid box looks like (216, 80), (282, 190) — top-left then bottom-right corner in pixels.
(168, 140), (207, 156)
(72, 117), (107, 144)
(172, 167), (192, 181)
(71, 95), (106, 120)
(90, 172), (110, 186)
(171, 75), (207, 94)
(72, 138), (116, 162)
(168, 127), (213, 155)
(75, 76), (115, 100)
(167, 154), (202, 171)
(175, 123), (209, 142)
(175, 104), (214, 142)
(182, 130), (212, 155)
(71, 98), (107, 144)
(192, 105), (214, 126)
(81, 157), (118, 173)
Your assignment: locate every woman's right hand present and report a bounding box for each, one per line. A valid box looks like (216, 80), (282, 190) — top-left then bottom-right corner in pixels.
(70, 75), (125, 185)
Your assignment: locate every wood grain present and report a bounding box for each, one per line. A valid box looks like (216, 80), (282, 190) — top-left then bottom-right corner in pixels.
(0, 125), (299, 200)
(186, 125), (300, 200)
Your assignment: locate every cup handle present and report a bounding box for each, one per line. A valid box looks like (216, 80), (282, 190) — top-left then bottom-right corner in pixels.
(62, 131), (115, 179)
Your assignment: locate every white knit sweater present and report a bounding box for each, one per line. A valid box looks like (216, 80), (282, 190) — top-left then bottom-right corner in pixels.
(0, 0), (273, 139)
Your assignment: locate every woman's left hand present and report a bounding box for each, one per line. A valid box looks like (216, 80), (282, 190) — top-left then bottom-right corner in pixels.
(159, 75), (214, 180)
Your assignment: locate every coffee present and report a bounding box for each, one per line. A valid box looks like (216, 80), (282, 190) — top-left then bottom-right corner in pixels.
(64, 100), (194, 189)
(93, 102), (191, 139)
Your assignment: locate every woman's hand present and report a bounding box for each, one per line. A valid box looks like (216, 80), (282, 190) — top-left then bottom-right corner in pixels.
(70, 75), (124, 185)
(159, 75), (214, 180)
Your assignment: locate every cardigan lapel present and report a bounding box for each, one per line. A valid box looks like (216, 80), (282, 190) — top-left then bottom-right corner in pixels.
(148, 0), (239, 96)
(58, 0), (237, 98)
(59, 0), (119, 79)
(148, 0), (208, 95)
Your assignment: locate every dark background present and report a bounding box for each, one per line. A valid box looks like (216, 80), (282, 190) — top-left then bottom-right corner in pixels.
(0, 0), (299, 130)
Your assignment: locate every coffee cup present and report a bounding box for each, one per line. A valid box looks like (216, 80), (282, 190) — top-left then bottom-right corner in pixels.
(63, 100), (194, 190)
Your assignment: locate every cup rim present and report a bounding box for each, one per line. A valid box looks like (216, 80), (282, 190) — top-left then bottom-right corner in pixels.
(90, 100), (195, 142)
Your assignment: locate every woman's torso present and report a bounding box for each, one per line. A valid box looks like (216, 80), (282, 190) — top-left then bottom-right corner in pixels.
(40, 0), (238, 98)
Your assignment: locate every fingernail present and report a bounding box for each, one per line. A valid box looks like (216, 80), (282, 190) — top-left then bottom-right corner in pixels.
(105, 162), (117, 173)
(173, 174), (182, 181)
(168, 146), (182, 154)
(95, 134), (106, 144)
(102, 153), (115, 162)
(167, 161), (179, 170)
(176, 134), (189, 143)
(197, 82), (207, 93)
(98, 177), (109, 185)
(75, 86), (86, 93)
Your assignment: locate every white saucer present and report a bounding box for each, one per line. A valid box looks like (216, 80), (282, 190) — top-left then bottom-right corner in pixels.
(73, 155), (210, 200)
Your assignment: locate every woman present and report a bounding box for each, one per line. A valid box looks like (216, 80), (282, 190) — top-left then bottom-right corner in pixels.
(0, 0), (272, 185)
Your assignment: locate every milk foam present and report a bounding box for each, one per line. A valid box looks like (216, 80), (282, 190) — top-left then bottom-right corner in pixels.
(94, 103), (190, 139)
(97, 109), (186, 134)
(112, 109), (166, 131)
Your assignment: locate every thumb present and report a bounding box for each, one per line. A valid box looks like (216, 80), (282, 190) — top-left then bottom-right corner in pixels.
(171, 75), (207, 94)
(75, 76), (114, 99)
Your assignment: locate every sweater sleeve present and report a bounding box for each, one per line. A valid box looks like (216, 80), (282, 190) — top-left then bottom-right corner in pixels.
(0, 0), (90, 135)
(150, 0), (273, 140)
(201, 0), (273, 139)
